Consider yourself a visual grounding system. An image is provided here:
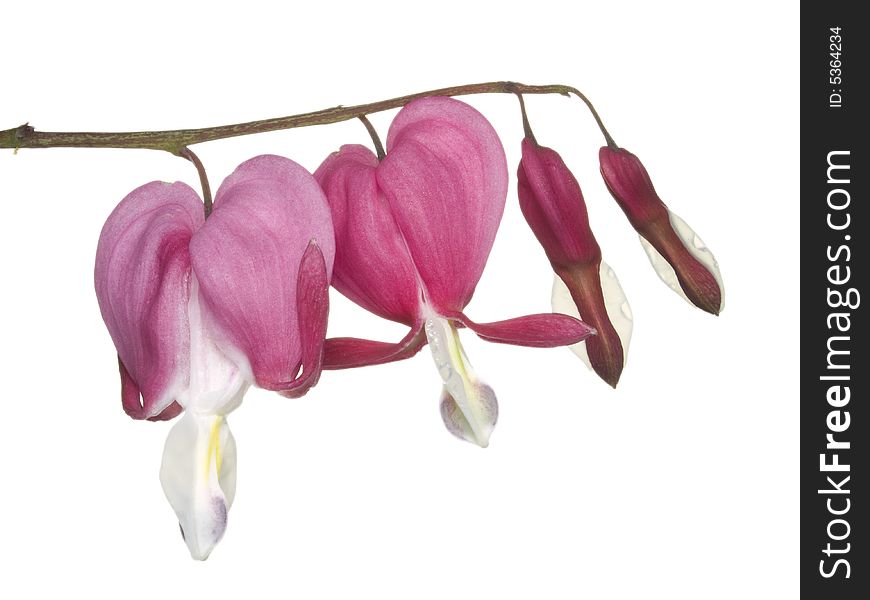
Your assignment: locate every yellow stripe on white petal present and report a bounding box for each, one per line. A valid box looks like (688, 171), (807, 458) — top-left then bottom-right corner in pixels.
(160, 412), (238, 560)
(424, 315), (497, 448)
(551, 261), (633, 371)
(639, 209), (725, 312)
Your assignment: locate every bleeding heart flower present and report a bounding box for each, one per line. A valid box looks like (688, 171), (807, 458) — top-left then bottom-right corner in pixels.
(599, 147), (724, 315)
(94, 155), (334, 559)
(315, 97), (594, 447)
(517, 138), (632, 388)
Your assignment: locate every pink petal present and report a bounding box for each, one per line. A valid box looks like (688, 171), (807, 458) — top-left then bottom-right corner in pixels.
(322, 324), (426, 369)
(378, 97), (508, 313)
(446, 311), (595, 348)
(189, 155), (335, 390)
(94, 181), (204, 420)
(314, 145), (422, 326)
(273, 241), (330, 398)
(119, 356), (183, 421)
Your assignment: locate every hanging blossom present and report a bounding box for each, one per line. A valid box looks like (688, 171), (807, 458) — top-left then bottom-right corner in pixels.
(315, 97), (594, 448)
(94, 155), (334, 559)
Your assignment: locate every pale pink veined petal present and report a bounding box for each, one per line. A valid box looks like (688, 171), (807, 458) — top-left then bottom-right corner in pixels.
(446, 311), (595, 348)
(378, 97), (508, 314)
(322, 324), (426, 369)
(314, 145), (422, 326)
(94, 181), (204, 420)
(189, 155), (335, 392)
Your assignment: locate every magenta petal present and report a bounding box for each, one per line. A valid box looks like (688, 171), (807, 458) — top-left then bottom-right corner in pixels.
(95, 181), (204, 420)
(118, 356), (144, 418)
(447, 311), (595, 348)
(189, 155), (335, 390)
(322, 324), (426, 369)
(273, 241), (330, 398)
(314, 145), (422, 326)
(378, 97), (508, 313)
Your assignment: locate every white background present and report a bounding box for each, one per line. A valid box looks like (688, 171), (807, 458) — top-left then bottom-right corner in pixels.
(0, 1), (798, 598)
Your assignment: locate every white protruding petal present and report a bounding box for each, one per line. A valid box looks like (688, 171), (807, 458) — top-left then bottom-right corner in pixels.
(178, 275), (251, 414)
(439, 384), (498, 446)
(551, 261), (633, 370)
(424, 314), (497, 448)
(638, 209), (725, 312)
(160, 412), (238, 561)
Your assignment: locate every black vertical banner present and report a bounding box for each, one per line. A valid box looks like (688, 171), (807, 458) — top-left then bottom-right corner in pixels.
(801, 5), (868, 598)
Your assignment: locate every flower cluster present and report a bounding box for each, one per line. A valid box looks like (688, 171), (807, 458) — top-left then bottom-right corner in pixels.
(94, 96), (722, 559)
(517, 110), (723, 387)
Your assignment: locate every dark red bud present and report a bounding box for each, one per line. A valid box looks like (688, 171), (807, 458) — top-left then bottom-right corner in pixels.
(518, 139), (625, 386)
(599, 147), (722, 315)
(517, 139), (600, 268)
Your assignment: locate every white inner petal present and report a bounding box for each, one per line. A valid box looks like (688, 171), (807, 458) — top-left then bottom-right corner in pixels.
(551, 261), (633, 369)
(179, 275), (251, 415)
(423, 313), (497, 448)
(639, 209), (725, 312)
(159, 275), (251, 560)
(160, 412), (238, 560)
(439, 384), (497, 446)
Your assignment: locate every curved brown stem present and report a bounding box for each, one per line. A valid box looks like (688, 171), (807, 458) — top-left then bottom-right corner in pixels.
(1, 81), (617, 155)
(515, 93), (537, 144)
(179, 147), (213, 217)
(358, 115), (385, 160)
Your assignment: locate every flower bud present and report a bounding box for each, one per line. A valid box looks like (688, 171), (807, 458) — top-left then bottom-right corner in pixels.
(518, 139), (632, 387)
(599, 147), (724, 315)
